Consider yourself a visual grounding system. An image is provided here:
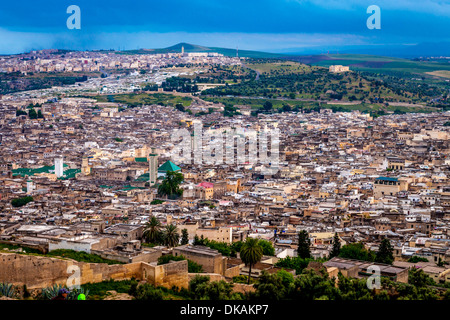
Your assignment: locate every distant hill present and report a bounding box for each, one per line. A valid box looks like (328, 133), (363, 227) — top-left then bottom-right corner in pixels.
(117, 42), (284, 58)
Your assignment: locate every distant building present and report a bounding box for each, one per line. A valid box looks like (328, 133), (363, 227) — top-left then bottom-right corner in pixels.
(329, 65), (350, 73)
(373, 177), (401, 198)
(324, 257), (409, 283)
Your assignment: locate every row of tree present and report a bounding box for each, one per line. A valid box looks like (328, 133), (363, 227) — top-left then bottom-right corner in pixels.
(296, 230), (394, 264)
(143, 216), (185, 248)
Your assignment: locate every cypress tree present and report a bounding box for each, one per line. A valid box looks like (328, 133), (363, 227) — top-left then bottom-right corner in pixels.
(297, 230), (311, 259)
(376, 238), (394, 264)
(330, 232), (341, 258)
(181, 228), (189, 245)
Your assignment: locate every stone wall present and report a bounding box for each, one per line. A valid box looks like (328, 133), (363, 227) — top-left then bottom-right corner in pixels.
(91, 248), (161, 264)
(224, 264), (241, 278)
(141, 260), (189, 289)
(173, 247), (222, 274)
(0, 252), (187, 290)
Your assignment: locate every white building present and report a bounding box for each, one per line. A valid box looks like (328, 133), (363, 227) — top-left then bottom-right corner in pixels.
(55, 157), (64, 178)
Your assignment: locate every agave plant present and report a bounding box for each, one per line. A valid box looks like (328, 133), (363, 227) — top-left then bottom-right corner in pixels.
(41, 284), (65, 300)
(68, 287), (89, 300)
(0, 282), (17, 298)
(41, 284), (89, 300)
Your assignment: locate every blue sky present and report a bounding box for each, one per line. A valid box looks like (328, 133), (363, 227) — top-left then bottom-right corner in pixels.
(0, 0), (449, 55)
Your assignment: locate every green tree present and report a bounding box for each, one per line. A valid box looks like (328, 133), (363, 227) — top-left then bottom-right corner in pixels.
(275, 256), (314, 275)
(175, 103), (185, 112)
(252, 270), (287, 300)
(282, 103), (292, 112)
(143, 216), (162, 244)
(297, 230), (311, 259)
(188, 275), (238, 300)
(329, 233), (341, 258)
(376, 238), (394, 265)
(181, 229), (189, 245)
(157, 171), (184, 199)
(408, 256), (429, 263)
(231, 241), (244, 253)
(263, 101), (273, 112)
(240, 238), (264, 284)
(339, 242), (376, 262)
(16, 109), (27, 116)
(408, 268), (435, 287)
(28, 108), (38, 119)
(134, 284), (164, 300)
(193, 235), (208, 246)
(11, 196), (34, 208)
(163, 224), (180, 248)
(258, 239), (275, 256)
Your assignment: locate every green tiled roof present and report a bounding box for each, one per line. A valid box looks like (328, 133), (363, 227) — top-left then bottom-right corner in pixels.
(135, 173), (149, 181)
(120, 185), (144, 191)
(135, 157), (148, 162)
(376, 177), (398, 182)
(57, 168), (81, 180)
(158, 161), (181, 172)
(13, 164), (70, 177)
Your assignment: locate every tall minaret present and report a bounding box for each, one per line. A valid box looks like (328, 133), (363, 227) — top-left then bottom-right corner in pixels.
(26, 179), (34, 194)
(149, 148), (158, 186)
(181, 45), (184, 55)
(82, 156), (90, 175)
(55, 157), (64, 178)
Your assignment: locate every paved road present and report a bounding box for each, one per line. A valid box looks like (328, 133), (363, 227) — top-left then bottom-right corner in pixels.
(240, 62), (260, 81)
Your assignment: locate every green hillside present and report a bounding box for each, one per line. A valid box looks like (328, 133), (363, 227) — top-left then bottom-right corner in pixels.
(290, 54), (450, 78)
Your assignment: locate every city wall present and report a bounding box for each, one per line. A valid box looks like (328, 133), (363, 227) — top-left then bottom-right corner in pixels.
(0, 253), (188, 289)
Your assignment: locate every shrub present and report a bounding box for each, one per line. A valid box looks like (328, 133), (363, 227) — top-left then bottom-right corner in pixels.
(47, 249), (122, 265)
(408, 256), (429, 263)
(11, 196), (33, 207)
(0, 283), (17, 298)
(134, 284), (164, 300)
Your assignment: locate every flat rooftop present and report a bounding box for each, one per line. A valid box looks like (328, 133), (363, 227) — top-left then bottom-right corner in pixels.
(174, 245), (222, 257)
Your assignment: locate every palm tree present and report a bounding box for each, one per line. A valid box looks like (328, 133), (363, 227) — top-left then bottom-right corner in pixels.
(163, 224), (180, 248)
(240, 238), (264, 284)
(158, 171), (184, 199)
(143, 216), (162, 244)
